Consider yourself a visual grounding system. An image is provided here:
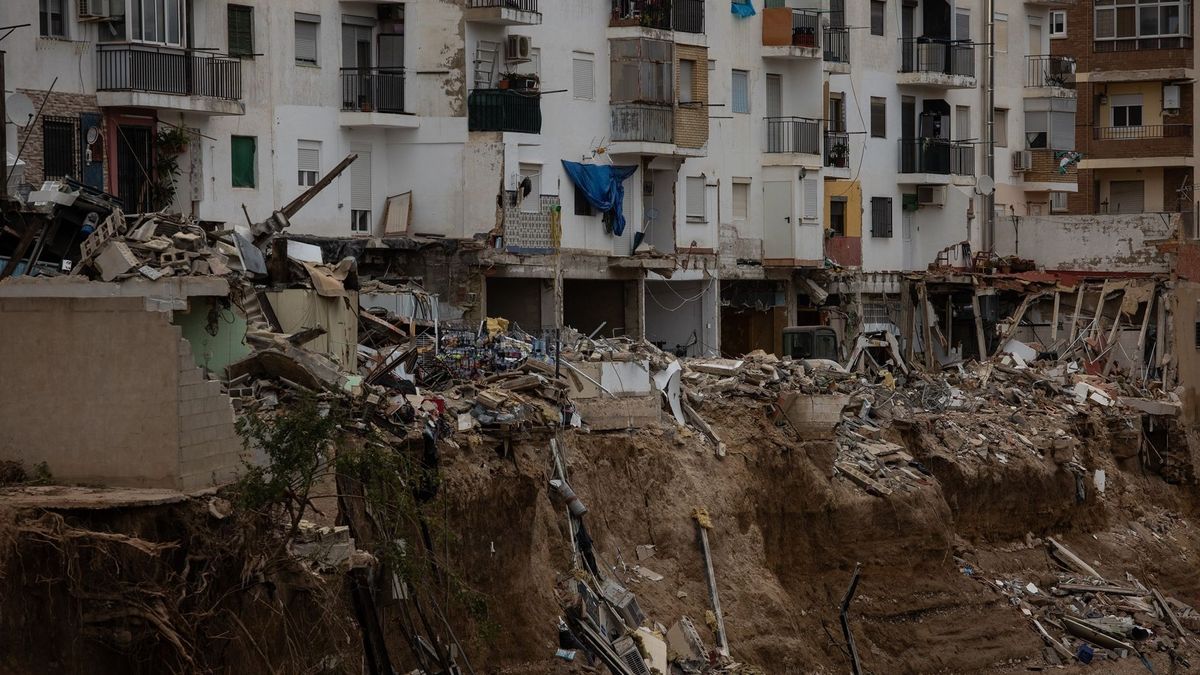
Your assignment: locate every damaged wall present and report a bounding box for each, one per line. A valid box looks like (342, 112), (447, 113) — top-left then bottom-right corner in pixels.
(994, 213), (1176, 273)
(0, 294), (241, 490)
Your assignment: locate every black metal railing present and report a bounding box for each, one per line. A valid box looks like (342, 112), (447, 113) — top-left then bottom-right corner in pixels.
(96, 45), (242, 100)
(611, 103), (673, 143)
(899, 138), (974, 175)
(765, 117), (820, 154)
(1026, 55), (1075, 88)
(824, 26), (850, 63)
(1092, 124), (1192, 140)
(611, 0), (703, 33)
(467, 0), (539, 12)
(899, 38), (975, 78)
(786, 9), (820, 48)
(824, 130), (849, 168)
(341, 67), (406, 114)
(468, 89), (542, 133)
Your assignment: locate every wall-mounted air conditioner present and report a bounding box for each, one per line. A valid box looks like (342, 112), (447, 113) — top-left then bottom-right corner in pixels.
(78, 0), (110, 20)
(917, 185), (946, 207)
(1012, 150), (1033, 172)
(506, 35), (532, 62)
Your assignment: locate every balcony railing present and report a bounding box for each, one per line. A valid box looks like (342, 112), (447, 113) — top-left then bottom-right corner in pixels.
(468, 89), (542, 133)
(900, 39), (975, 78)
(611, 103), (673, 143)
(899, 138), (975, 175)
(824, 131), (850, 168)
(824, 27), (850, 63)
(341, 67), (405, 114)
(467, 0), (538, 11)
(765, 117), (820, 154)
(1095, 36), (1192, 52)
(611, 0), (704, 34)
(96, 45), (242, 100)
(1026, 55), (1075, 88)
(1092, 125), (1192, 140)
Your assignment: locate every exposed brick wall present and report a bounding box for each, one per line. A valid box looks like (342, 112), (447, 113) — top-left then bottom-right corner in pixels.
(674, 44), (708, 149)
(1024, 148), (1079, 185)
(1051, 1), (1194, 73)
(13, 89), (103, 187)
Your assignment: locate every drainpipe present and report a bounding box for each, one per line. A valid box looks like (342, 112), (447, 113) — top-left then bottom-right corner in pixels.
(1, 50), (6, 198)
(983, 0), (996, 254)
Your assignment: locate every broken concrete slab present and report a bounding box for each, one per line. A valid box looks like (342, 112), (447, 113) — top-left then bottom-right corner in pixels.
(94, 241), (140, 282)
(1119, 397), (1181, 416)
(778, 392), (851, 440)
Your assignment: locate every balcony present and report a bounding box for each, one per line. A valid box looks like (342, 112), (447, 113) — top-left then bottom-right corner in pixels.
(898, 39), (976, 88)
(339, 67), (418, 128)
(1025, 55), (1075, 97)
(1024, 0), (1076, 5)
(824, 131), (850, 169)
(761, 8), (821, 59)
(95, 45), (244, 115)
(1093, 125), (1192, 141)
(464, 0), (541, 26)
(765, 116), (820, 155)
(824, 27), (850, 73)
(610, 103), (685, 155)
(610, 0), (704, 35)
(1018, 148), (1079, 191)
(899, 138), (975, 182)
(468, 89), (542, 134)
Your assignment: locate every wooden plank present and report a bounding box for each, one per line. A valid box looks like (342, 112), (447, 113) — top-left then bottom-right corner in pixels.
(1046, 537), (1104, 580)
(1153, 588), (1192, 644)
(971, 292), (987, 362)
(918, 283), (935, 370)
(1050, 291), (1061, 342)
(693, 512), (730, 657)
(1068, 283), (1086, 346)
(1057, 583), (1144, 596)
(0, 218), (44, 280)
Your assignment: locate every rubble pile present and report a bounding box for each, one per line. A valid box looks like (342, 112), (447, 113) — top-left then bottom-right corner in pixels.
(73, 209), (243, 281)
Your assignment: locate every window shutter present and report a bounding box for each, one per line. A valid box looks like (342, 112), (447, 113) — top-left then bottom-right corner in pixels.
(956, 10), (971, 41)
(231, 136), (256, 188)
(295, 18), (318, 64)
(298, 141), (320, 173)
(573, 56), (594, 100)
(686, 176), (705, 220)
(870, 97), (886, 137)
(803, 178), (819, 220)
(228, 5), (253, 56)
(351, 151), (372, 211)
(732, 181), (749, 220)
(679, 60), (694, 104)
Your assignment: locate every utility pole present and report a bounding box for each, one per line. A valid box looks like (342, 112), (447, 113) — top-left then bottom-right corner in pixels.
(1, 50), (7, 198)
(983, 0), (996, 254)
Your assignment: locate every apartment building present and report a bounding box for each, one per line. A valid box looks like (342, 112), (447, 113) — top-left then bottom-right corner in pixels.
(826, 0), (1078, 273)
(1050, 0), (1194, 216)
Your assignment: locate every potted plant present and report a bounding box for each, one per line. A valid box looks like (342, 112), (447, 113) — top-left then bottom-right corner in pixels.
(828, 142), (849, 167)
(500, 71), (538, 92)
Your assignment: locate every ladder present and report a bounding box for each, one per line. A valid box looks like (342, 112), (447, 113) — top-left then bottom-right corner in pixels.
(473, 40), (501, 89)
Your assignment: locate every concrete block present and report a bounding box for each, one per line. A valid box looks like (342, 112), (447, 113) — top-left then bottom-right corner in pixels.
(778, 392), (851, 440)
(94, 241), (140, 282)
(179, 368), (204, 386)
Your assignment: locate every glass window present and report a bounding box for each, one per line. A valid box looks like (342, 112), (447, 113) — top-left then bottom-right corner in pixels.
(295, 15), (319, 65)
(870, 97), (886, 138)
(994, 109), (1008, 147)
(297, 140), (320, 187)
(829, 198), (846, 236)
(130, 0), (184, 46)
(39, 0), (66, 38)
(870, 1), (886, 36)
(231, 136), (256, 188)
(1050, 11), (1067, 37)
(1095, 0), (1187, 41)
(731, 70), (749, 114)
(679, 59), (695, 104)
(732, 180), (749, 221)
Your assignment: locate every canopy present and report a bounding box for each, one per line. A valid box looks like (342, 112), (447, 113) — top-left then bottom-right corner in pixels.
(560, 161), (639, 236)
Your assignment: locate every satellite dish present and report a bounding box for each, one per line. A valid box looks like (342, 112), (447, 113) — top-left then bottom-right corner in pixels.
(6, 93), (34, 127)
(86, 126), (100, 145)
(975, 175), (995, 196)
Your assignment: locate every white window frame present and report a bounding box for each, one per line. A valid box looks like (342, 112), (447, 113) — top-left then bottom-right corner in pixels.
(130, 0), (186, 47)
(295, 14), (320, 66)
(731, 69), (749, 114)
(686, 176), (706, 223)
(732, 178), (750, 222)
(572, 52), (594, 100)
(1094, 0), (1191, 42)
(40, 0), (67, 38)
(1050, 10), (1067, 38)
(1050, 192), (1069, 213)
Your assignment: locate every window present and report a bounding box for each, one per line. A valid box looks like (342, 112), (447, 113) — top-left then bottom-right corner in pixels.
(351, 150), (372, 232)
(574, 183), (595, 216)
(228, 5), (254, 57)
(610, 38), (673, 104)
(573, 53), (594, 100)
(955, 105), (971, 141)
(731, 70), (749, 114)
(994, 13), (1008, 52)
(295, 14), (320, 65)
(41, 116), (78, 180)
(297, 140), (320, 187)
(829, 197), (847, 237)
(1050, 10), (1067, 37)
(1094, 0), (1189, 42)
(870, 97), (886, 138)
(956, 9), (971, 41)
(39, 0), (65, 38)
(1111, 94), (1143, 127)
(870, 1), (886, 36)
(1024, 98), (1076, 150)
(1050, 192), (1069, 213)
(801, 178), (819, 221)
(871, 197), (892, 237)
(519, 163), (541, 214)
(829, 93), (846, 132)
(231, 136), (256, 188)
(130, 0), (184, 45)
(732, 179), (750, 221)
(994, 108), (1008, 147)
(679, 59), (696, 104)
(686, 176), (706, 222)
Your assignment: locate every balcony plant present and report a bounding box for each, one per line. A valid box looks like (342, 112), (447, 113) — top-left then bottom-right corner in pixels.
(828, 141), (849, 167)
(499, 71), (539, 92)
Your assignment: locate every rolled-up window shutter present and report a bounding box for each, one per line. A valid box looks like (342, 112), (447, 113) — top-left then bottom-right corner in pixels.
(351, 152), (372, 211)
(803, 178), (819, 220)
(295, 17), (318, 64)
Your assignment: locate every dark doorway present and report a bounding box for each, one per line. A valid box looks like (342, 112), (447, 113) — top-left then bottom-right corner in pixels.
(564, 280), (629, 338)
(115, 124), (153, 212)
(485, 277), (545, 331)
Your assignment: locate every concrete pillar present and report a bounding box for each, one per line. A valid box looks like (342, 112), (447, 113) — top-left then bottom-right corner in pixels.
(627, 277), (646, 339)
(785, 275), (798, 326)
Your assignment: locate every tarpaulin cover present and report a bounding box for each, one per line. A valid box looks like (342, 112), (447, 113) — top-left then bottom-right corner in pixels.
(731, 0), (756, 18)
(560, 161), (639, 236)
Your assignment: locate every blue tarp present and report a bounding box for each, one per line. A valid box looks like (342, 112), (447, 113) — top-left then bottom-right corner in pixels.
(731, 1), (756, 18)
(560, 161), (639, 236)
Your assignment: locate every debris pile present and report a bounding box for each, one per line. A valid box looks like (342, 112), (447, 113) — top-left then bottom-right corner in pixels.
(73, 209), (245, 281)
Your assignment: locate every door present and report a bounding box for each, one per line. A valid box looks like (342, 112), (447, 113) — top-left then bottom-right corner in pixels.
(79, 112), (104, 190)
(902, 209), (914, 270)
(766, 74), (783, 151)
(343, 22), (374, 109)
(955, 105), (970, 141)
(766, 74), (782, 118)
(1109, 180), (1145, 214)
(1028, 19), (1043, 56)
(829, 93), (845, 132)
(902, 5), (915, 70)
(763, 181), (793, 259)
(115, 124), (153, 212)
(612, 172), (636, 255)
(377, 33), (405, 111)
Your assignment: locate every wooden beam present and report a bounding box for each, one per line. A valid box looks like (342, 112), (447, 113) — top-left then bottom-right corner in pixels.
(0, 218), (45, 280)
(919, 283), (935, 370)
(280, 153), (358, 219)
(1068, 283), (1087, 346)
(971, 292), (987, 362)
(1050, 291), (1061, 343)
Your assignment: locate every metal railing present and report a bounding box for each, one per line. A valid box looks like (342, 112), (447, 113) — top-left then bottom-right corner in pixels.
(1092, 124), (1192, 140)
(611, 0), (703, 33)
(96, 45), (242, 100)
(899, 38), (975, 78)
(468, 89), (542, 133)
(1095, 36), (1191, 52)
(1026, 55), (1075, 88)
(341, 67), (406, 114)
(765, 116), (820, 154)
(824, 130), (850, 168)
(899, 138), (974, 175)
(611, 103), (673, 143)
(467, 0), (539, 11)
(824, 26), (850, 63)
(783, 9), (821, 48)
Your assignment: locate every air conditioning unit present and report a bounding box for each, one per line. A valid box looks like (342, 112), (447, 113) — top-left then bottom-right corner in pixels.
(506, 35), (532, 62)
(1012, 150), (1033, 172)
(78, 0), (110, 20)
(917, 185), (947, 207)
(612, 636), (652, 675)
